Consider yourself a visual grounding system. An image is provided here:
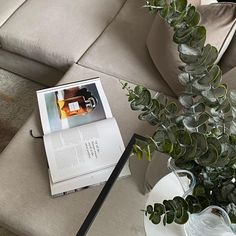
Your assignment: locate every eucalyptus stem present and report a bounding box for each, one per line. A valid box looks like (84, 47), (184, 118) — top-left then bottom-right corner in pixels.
(124, 0), (236, 225)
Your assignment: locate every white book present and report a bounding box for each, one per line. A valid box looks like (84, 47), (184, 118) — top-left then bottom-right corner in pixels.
(49, 163), (131, 197)
(36, 78), (130, 196)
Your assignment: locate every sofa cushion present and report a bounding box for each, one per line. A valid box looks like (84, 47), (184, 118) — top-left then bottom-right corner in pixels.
(0, 64), (167, 236)
(0, 0), (126, 72)
(0, 0), (26, 27)
(78, 0), (175, 97)
(201, 0), (217, 4)
(146, 2), (236, 95)
(221, 67), (236, 89)
(219, 33), (236, 74)
(0, 49), (63, 86)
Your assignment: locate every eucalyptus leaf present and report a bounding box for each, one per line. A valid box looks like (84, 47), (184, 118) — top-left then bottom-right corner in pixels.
(207, 137), (221, 155)
(192, 80), (210, 91)
(193, 184), (207, 197)
(185, 64), (206, 75)
(192, 103), (205, 113)
(196, 113), (209, 126)
(197, 144), (218, 166)
(201, 65), (221, 86)
(179, 93), (193, 108)
(133, 144), (143, 159)
(176, 129), (192, 146)
(154, 203), (165, 214)
(175, 0), (187, 12)
(183, 116), (197, 131)
(178, 44), (200, 56)
(191, 44), (218, 68)
(173, 27), (193, 44)
(146, 205), (154, 214)
(160, 2), (169, 18)
(164, 211), (175, 224)
(178, 72), (192, 85)
(190, 26), (206, 48)
(163, 200), (176, 211)
(166, 102), (178, 114)
(184, 6), (200, 26)
(213, 85), (227, 98)
(191, 132), (208, 157)
(149, 212), (161, 224)
(173, 196), (188, 210)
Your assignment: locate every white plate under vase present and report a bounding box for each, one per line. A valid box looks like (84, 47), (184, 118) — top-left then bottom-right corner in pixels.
(144, 172), (185, 236)
(144, 172), (236, 236)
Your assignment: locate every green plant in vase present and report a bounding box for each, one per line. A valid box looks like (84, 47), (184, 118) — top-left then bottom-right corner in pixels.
(123, 0), (236, 226)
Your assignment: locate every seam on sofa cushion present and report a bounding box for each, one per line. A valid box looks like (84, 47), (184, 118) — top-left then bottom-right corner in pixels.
(0, 48), (63, 86)
(0, 0), (28, 48)
(77, 62), (134, 83)
(0, 0), (28, 28)
(0, 0), (128, 71)
(76, 0), (128, 63)
(76, 62), (175, 97)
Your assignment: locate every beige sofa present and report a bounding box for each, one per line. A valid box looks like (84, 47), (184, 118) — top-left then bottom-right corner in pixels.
(0, 0), (172, 94)
(0, 0), (235, 235)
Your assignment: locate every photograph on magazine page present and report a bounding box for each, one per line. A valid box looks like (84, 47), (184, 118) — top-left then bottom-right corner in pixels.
(43, 82), (106, 132)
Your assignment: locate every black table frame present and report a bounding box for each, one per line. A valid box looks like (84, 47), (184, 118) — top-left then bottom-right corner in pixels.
(76, 134), (146, 236)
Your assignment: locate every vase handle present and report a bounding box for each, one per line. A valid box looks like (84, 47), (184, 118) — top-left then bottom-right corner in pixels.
(167, 158), (196, 198)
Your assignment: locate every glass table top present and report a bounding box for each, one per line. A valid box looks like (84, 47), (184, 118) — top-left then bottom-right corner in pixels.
(76, 134), (150, 236)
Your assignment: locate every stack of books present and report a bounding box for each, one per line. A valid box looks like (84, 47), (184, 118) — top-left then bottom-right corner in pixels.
(37, 78), (130, 197)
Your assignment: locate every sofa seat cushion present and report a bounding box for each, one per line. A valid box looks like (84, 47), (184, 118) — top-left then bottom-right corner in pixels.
(78, 0), (175, 97)
(0, 0), (26, 27)
(0, 0), (126, 71)
(0, 64), (168, 236)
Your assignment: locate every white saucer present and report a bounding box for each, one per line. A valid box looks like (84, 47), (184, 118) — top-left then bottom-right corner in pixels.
(144, 172), (186, 236)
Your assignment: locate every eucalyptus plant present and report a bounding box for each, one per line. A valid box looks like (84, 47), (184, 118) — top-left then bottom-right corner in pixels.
(123, 0), (236, 225)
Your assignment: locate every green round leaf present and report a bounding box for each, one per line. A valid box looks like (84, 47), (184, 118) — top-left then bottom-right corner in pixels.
(174, 208), (189, 224)
(175, 0), (187, 12)
(176, 129), (192, 146)
(149, 212), (161, 224)
(193, 184), (206, 197)
(207, 137), (221, 155)
(146, 205), (154, 214)
(165, 211), (175, 224)
(173, 196), (188, 210)
(154, 203), (165, 214)
(197, 144), (218, 166)
(163, 200), (175, 211)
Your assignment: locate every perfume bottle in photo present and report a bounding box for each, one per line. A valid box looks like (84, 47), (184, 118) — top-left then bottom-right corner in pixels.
(56, 88), (97, 119)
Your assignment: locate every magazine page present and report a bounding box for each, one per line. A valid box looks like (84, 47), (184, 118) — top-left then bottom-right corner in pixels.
(49, 163), (131, 196)
(43, 117), (124, 183)
(37, 78), (112, 134)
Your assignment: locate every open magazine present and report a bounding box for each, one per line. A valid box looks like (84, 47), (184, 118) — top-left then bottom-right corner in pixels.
(37, 78), (130, 196)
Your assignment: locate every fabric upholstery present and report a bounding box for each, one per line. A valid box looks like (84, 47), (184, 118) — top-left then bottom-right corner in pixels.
(221, 67), (236, 89)
(146, 3), (236, 95)
(0, 49), (63, 86)
(189, 0), (201, 6)
(187, 0), (218, 6)
(0, 64), (169, 236)
(219, 33), (236, 74)
(201, 0), (217, 4)
(0, 0), (126, 71)
(79, 0), (175, 97)
(0, 0), (25, 27)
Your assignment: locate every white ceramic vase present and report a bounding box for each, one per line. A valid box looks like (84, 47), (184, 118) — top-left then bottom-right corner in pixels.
(144, 158), (236, 236)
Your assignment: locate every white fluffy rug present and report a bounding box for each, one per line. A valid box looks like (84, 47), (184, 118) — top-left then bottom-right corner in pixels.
(0, 69), (44, 235)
